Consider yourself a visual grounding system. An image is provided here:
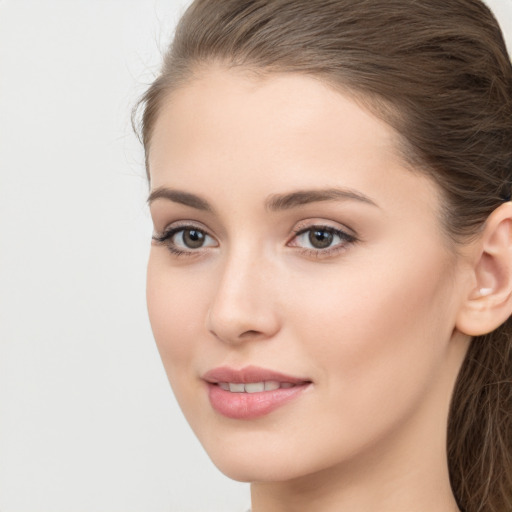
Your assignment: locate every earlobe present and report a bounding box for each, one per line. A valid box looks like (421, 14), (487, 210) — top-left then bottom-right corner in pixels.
(456, 202), (512, 336)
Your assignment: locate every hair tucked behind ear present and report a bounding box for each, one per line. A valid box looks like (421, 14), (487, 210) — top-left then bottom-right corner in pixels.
(448, 321), (512, 512)
(134, 1), (512, 510)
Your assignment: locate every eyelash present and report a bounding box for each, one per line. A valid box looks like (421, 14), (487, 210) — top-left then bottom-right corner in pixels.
(152, 224), (358, 259)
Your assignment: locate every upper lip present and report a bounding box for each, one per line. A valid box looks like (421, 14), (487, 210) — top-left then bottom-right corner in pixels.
(202, 365), (310, 384)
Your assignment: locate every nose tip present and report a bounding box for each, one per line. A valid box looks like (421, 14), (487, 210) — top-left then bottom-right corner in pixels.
(206, 261), (281, 345)
(207, 302), (281, 345)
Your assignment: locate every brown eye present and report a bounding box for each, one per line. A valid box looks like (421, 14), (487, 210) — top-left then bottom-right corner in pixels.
(289, 225), (357, 255)
(308, 229), (334, 249)
(152, 225), (218, 255)
(181, 229), (206, 249)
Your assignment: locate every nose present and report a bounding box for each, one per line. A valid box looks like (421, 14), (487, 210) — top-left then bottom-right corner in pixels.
(206, 249), (281, 345)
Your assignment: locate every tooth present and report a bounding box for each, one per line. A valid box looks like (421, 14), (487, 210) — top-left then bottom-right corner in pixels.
(219, 382), (230, 391)
(264, 381), (280, 391)
(229, 383), (245, 393)
(245, 382), (265, 393)
(280, 382), (295, 389)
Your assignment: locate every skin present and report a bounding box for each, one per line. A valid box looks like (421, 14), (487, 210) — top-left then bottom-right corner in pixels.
(146, 67), (475, 512)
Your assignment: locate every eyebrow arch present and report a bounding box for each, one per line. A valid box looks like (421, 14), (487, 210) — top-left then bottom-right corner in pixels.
(147, 187), (213, 211)
(265, 188), (379, 211)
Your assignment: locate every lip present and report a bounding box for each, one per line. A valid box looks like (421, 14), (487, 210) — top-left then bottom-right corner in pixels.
(203, 365), (312, 420)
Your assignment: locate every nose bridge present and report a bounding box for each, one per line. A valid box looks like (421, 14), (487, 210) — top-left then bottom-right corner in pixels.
(207, 240), (280, 343)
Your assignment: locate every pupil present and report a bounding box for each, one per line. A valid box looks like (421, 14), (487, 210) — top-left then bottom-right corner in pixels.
(309, 229), (333, 249)
(183, 229), (205, 249)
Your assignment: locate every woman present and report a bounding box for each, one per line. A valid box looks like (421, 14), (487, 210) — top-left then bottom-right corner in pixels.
(135, 1), (512, 511)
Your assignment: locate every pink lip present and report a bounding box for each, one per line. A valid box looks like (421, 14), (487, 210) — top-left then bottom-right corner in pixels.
(203, 365), (311, 420)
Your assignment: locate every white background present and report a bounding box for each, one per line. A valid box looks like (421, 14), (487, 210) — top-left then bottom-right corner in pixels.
(0, 1), (510, 511)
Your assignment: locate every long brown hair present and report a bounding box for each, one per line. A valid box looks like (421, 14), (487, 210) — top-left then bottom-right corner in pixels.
(135, 1), (512, 510)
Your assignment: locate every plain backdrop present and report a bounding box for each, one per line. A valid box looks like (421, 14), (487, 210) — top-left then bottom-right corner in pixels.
(0, 1), (510, 511)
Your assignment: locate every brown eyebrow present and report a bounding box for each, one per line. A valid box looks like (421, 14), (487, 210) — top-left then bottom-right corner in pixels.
(265, 188), (379, 211)
(147, 187), (213, 211)
(147, 186), (378, 212)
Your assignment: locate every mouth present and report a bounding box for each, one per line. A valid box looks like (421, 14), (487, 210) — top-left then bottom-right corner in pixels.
(217, 381), (299, 393)
(203, 365), (312, 420)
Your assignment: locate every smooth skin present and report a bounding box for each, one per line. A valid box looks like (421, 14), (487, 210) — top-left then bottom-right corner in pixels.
(146, 67), (512, 512)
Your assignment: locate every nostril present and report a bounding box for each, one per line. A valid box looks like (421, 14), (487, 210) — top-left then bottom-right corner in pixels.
(241, 330), (261, 337)
(239, 329), (265, 340)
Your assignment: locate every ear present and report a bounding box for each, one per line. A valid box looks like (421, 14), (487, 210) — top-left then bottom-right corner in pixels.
(456, 201), (512, 336)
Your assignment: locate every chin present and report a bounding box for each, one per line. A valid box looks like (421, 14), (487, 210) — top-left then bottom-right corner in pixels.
(195, 434), (279, 481)
(211, 454), (305, 483)
(195, 426), (332, 484)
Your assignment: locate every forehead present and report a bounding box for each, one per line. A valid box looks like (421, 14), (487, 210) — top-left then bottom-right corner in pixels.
(150, 68), (399, 178)
(148, 67), (442, 229)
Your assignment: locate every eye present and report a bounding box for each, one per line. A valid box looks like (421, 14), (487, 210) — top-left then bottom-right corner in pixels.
(174, 228), (214, 249)
(152, 225), (218, 255)
(289, 225), (357, 256)
(302, 228), (337, 249)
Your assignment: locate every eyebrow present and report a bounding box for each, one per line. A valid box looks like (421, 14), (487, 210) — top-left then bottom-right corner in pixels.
(265, 188), (379, 211)
(147, 186), (378, 211)
(147, 187), (213, 211)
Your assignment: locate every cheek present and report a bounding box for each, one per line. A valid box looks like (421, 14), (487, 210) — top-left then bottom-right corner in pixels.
(146, 253), (208, 368)
(286, 243), (457, 400)
(265, 248), (459, 469)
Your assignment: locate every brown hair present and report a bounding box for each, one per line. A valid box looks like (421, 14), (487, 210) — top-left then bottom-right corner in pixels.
(135, 1), (512, 510)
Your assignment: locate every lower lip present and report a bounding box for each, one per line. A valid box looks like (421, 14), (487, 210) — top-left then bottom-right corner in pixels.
(207, 383), (310, 420)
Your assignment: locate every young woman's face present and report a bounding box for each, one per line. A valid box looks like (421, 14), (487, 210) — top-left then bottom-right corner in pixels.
(146, 68), (471, 483)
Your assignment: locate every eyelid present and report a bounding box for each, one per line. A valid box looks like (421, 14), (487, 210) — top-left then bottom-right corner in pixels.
(292, 218), (357, 238)
(153, 219), (213, 238)
(289, 225), (355, 245)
